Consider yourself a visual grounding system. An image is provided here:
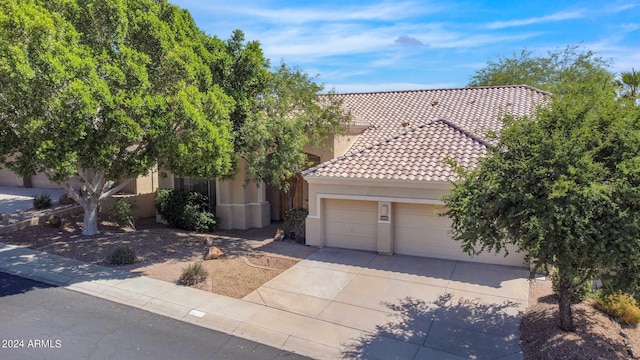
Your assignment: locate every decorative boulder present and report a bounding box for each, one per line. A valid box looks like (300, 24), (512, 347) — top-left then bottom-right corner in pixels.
(58, 193), (76, 205)
(273, 228), (285, 241)
(203, 246), (224, 260)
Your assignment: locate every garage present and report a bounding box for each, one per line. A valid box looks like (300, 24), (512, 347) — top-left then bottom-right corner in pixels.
(393, 203), (526, 267)
(30, 172), (62, 189)
(325, 199), (377, 252)
(0, 168), (19, 186)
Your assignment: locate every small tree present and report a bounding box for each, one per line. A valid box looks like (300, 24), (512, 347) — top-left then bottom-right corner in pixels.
(238, 62), (350, 208)
(446, 66), (640, 331)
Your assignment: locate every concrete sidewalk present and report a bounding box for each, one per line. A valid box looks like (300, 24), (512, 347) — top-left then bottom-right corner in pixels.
(0, 242), (529, 359)
(0, 243), (348, 359)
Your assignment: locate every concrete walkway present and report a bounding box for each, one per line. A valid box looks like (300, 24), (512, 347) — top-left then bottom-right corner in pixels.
(0, 243), (529, 359)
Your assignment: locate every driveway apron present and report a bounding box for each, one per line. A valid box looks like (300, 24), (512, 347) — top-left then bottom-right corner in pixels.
(244, 247), (529, 360)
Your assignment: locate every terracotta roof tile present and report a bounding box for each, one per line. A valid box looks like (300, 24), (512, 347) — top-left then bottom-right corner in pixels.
(305, 85), (548, 181)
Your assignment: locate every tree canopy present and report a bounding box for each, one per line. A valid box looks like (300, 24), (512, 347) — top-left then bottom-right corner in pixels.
(448, 50), (640, 331)
(0, 0), (347, 235)
(467, 46), (613, 94)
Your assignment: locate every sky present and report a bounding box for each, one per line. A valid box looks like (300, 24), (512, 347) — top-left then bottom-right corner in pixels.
(170, 0), (640, 93)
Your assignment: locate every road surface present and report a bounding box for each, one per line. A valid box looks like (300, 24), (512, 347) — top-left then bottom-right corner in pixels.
(0, 272), (307, 360)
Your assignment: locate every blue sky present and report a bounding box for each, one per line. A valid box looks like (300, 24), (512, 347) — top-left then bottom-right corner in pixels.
(171, 0), (640, 93)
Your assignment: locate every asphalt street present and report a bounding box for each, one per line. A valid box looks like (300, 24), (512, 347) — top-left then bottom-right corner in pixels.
(0, 272), (308, 360)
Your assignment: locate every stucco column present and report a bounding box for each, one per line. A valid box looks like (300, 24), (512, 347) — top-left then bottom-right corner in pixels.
(377, 201), (393, 255)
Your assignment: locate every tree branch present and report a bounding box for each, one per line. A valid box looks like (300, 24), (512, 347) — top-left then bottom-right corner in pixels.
(101, 178), (134, 199)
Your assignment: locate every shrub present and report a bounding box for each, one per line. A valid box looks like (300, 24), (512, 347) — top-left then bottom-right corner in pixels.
(109, 245), (137, 265)
(551, 269), (592, 303)
(48, 215), (61, 227)
(110, 199), (135, 229)
(33, 193), (52, 210)
(179, 262), (208, 286)
(594, 292), (640, 325)
(154, 189), (217, 232)
(283, 207), (308, 242)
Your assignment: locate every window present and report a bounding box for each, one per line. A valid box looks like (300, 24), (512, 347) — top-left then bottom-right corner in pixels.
(175, 177), (216, 211)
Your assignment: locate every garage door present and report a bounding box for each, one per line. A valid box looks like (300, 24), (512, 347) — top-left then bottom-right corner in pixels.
(394, 203), (526, 267)
(325, 199), (377, 251)
(30, 172), (63, 189)
(0, 168), (19, 186)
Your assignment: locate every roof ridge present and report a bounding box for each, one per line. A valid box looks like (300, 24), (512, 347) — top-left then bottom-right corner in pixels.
(436, 118), (492, 147)
(322, 84), (551, 97)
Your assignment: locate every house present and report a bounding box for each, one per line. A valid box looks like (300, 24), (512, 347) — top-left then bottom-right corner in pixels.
(0, 85), (547, 267)
(301, 85), (549, 267)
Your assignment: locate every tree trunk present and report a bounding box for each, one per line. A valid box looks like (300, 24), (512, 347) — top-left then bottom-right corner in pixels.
(557, 269), (576, 332)
(287, 175), (297, 210)
(81, 199), (100, 236)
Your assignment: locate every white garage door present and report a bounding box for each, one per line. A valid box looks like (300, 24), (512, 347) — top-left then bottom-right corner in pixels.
(394, 203), (526, 267)
(325, 199), (377, 252)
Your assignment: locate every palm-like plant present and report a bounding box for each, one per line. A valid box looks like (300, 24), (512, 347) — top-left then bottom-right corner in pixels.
(618, 68), (640, 100)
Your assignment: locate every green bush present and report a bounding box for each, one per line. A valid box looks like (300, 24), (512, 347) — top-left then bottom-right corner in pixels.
(109, 245), (137, 265)
(551, 269), (592, 303)
(179, 262), (208, 286)
(154, 189), (217, 232)
(33, 193), (52, 210)
(283, 207), (308, 242)
(110, 199), (135, 229)
(594, 292), (640, 325)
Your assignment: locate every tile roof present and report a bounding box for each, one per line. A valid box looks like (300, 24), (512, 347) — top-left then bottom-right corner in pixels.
(304, 85), (549, 182)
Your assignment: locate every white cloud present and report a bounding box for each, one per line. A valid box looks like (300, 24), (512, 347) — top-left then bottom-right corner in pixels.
(609, 3), (640, 13)
(486, 9), (586, 29)
(183, 1), (445, 24)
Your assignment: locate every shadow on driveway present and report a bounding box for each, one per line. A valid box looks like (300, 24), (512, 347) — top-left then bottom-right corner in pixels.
(343, 294), (524, 359)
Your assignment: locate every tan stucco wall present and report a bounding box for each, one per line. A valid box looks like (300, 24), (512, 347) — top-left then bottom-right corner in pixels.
(304, 133), (360, 164)
(134, 169), (159, 194)
(216, 160), (269, 230)
(100, 193), (157, 219)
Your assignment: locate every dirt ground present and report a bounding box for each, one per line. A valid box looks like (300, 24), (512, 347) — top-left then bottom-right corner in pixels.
(1, 211), (317, 299)
(523, 279), (640, 359)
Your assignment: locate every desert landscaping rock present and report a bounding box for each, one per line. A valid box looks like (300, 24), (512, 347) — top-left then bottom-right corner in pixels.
(203, 246), (224, 260)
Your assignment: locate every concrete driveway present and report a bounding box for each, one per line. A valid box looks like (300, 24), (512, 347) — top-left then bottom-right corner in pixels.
(244, 247), (529, 360)
(0, 186), (65, 214)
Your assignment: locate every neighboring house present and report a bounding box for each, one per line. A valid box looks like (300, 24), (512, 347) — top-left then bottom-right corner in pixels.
(302, 85), (549, 267)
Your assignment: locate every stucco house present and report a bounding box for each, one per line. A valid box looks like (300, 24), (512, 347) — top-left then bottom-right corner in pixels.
(301, 85), (549, 267)
(0, 85), (547, 267)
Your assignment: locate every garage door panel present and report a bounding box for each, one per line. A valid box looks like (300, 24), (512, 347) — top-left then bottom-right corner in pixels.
(325, 199), (377, 252)
(0, 168), (19, 186)
(31, 173), (63, 189)
(394, 203), (525, 267)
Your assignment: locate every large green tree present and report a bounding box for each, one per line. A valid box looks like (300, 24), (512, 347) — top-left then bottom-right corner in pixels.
(448, 53), (640, 331)
(468, 45), (611, 93)
(209, 31), (350, 204)
(0, 0), (235, 235)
